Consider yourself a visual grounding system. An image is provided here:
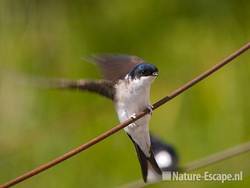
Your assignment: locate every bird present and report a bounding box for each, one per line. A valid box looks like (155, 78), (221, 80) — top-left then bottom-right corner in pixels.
(150, 134), (178, 173)
(45, 55), (163, 182)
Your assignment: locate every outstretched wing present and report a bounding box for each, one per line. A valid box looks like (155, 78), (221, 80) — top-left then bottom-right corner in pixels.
(41, 78), (115, 100)
(40, 55), (143, 99)
(90, 55), (144, 82)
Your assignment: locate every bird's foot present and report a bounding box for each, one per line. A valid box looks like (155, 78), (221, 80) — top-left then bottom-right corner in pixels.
(146, 104), (154, 115)
(130, 113), (137, 120)
(128, 122), (138, 128)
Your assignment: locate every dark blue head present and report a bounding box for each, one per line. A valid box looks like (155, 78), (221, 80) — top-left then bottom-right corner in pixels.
(129, 63), (159, 79)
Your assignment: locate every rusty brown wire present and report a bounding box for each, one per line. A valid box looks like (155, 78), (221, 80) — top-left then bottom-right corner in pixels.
(119, 141), (250, 188)
(0, 42), (250, 188)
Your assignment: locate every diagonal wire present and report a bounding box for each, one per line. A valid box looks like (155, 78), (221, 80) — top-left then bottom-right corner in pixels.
(119, 141), (250, 188)
(0, 42), (250, 188)
(184, 141), (250, 172)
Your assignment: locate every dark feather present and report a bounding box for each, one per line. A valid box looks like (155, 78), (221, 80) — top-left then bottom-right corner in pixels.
(147, 150), (163, 176)
(42, 55), (144, 98)
(127, 134), (162, 182)
(150, 134), (179, 172)
(133, 142), (148, 182)
(90, 55), (144, 82)
(44, 78), (115, 100)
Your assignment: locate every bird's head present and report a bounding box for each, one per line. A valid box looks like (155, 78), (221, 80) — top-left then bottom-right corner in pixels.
(128, 63), (159, 82)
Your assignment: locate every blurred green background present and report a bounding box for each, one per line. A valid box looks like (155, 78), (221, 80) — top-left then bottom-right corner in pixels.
(0, 0), (250, 187)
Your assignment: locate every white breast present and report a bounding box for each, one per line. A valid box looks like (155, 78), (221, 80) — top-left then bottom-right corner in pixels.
(114, 76), (155, 157)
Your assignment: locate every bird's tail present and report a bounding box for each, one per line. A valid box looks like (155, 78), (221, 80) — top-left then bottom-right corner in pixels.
(131, 141), (162, 183)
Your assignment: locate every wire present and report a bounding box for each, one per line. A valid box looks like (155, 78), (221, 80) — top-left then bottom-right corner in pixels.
(0, 42), (249, 188)
(184, 141), (250, 172)
(119, 141), (250, 188)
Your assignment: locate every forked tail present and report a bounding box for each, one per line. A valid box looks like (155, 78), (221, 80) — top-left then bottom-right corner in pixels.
(128, 135), (162, 182)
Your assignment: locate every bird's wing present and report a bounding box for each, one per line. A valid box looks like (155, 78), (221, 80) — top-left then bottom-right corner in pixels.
(38, 55), (142, 99)
(90, 55), (144, 82)
(41, 78), (115, 100)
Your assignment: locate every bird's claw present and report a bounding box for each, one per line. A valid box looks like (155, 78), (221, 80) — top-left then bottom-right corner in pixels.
(146, 105), (154, 115)
(130, 113), (137, 120)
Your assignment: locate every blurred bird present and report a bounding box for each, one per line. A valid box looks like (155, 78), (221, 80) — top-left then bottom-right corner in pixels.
(150, 134), (178, 172)
(43, 55), (176, 182)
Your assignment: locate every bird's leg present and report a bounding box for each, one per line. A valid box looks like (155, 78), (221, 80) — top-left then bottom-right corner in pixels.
(146, 104), (154, 115)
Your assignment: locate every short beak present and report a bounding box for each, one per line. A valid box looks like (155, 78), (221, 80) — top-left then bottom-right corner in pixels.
(152, 72), (159, 76)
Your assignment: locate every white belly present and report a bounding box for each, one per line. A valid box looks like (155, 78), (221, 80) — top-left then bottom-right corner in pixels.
(115, 79), (152, 157)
